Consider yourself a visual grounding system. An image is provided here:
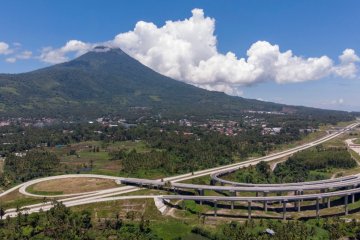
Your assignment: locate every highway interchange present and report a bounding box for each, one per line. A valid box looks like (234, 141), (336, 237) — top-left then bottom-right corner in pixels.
(1, 121), (360, 220)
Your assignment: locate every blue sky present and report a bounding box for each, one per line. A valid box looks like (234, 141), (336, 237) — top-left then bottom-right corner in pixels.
(1, 0), (359, 111)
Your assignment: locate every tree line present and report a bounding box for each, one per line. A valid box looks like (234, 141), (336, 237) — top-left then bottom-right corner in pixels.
(0, 150), (60, 187)
(233, 148), (357, 184)
(0, 201), (160, 239)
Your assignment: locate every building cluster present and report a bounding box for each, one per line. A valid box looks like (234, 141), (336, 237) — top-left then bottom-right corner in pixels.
(206, 120), (242, 136)
(0, 117), (58, 128)
(245, 110), (285, 115)
(90, 117), (136, 129)
(159, 114), (298, 137)
(261, 127), (282, 135)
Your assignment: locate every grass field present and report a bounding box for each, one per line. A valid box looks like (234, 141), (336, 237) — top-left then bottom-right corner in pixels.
(70, 198), (220, 240)
(49, 140), (152, 176)
(0, 190), (43, 209)
(27, 177), (119, 195)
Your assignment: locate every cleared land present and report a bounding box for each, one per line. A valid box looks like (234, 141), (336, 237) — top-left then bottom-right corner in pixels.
(28, 177), (118, 195)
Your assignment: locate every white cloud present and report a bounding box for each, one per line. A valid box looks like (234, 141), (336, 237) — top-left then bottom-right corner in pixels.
(331, 98), (345, 105)
(13, 42), (22, 47)
(39, 40), (92, 64)
(109, 9), (359, 94)
(5, 57), (16, 63)
(36, 9), (359, 95)
(3, 50), (33, 63)
(17, 50), (32, 59)
(0, 42), (12, 55)
(333, 49), (360, 79)
(1, 42), (33, 63)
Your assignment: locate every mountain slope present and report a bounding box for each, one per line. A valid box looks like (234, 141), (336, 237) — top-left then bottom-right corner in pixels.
(0, 47), (354, 119)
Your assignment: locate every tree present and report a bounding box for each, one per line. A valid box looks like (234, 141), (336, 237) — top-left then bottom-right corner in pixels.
(0, 206), (4, 220)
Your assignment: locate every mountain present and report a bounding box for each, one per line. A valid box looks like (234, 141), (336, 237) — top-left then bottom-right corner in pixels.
(0, 46), (355, 120)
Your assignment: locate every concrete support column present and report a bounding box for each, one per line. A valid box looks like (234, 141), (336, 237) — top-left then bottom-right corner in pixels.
(214, 201), (217, 217)
(321, 189), (326, 205)
(345, 195), (349, 215)
(264, 200), (268, 212)
(327, 197), (331, 208)
(297, 200), (301, 212)
(316, 198), (320, 218)
(231, 201), (234, 210)
(256, 191), (259, 197)
(294, 191), (299, 211)
(282, 201), (287, 221)
(248, 201), (252, 219)
(352, 193), (355, 204)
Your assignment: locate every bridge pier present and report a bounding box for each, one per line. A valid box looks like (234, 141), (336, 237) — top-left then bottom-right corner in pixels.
(352, 193), (355, 204)
(297, 200), (301, 212)
(197, 189), (204, 205)
(321, 189), (326, 205)
(300, 190), (304, 202)
(263, 200), (268, 212)
(327, 197), (331, 208)
(294, 191), (299, 211)
(345, 195), (349, 215)
(214, 201), (217, 217)
(231, 201), (234, 210)
(316, 198), (320, 218)
(263, 191), (268, 211)
(282, 201), (287, 221)
(248, 201), (252, 219)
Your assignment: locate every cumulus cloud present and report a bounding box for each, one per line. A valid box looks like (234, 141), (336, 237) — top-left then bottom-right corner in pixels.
(333, 49), (360, 79)
(17, 50), (33, 60)
(6, 51), (34, 63)
(0, 42), (12, 55)
(109, 9), (359, 94)
(36, 9), (360, 95)
(1, 42), (33, 63)
(5, 57), (16, 63)
(331, 98), (345, 105)
(39, 40), (92, 63)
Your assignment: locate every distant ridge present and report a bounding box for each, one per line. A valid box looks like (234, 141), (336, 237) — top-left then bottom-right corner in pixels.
(0, 47), (354, 119)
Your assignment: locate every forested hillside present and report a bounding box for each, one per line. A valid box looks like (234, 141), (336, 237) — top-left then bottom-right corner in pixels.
(0, 47), (357, 121)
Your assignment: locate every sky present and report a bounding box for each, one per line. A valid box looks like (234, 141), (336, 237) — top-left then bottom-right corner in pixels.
(1, 0), (360, 111)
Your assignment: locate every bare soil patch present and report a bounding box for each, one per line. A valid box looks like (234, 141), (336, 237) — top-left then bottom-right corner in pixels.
(30, 178), (118, 194)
